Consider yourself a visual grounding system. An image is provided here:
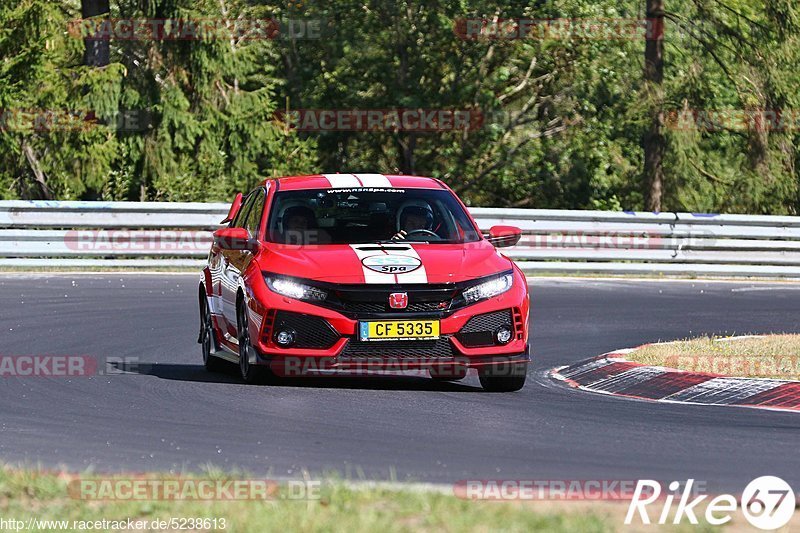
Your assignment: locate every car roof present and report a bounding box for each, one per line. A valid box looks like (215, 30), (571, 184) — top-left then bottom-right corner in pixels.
(262, 174), (448, 191)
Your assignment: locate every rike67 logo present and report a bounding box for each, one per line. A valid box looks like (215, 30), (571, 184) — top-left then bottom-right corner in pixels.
(626, 476), (796, 530)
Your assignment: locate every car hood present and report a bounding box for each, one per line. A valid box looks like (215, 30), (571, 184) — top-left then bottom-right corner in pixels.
(261, 241), (512, 284)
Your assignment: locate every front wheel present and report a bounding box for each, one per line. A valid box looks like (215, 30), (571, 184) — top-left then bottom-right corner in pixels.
(237, 298), (268, 384)
(478, 362), (527, 392)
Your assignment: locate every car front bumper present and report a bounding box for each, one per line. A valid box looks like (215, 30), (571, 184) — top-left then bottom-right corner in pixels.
(242, 267), (530, 374)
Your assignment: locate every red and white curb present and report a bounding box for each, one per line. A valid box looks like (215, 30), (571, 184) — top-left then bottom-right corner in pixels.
(550, 341), (800, 413)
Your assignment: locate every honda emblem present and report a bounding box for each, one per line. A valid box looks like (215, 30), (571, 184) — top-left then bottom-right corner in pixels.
(389, 292), (408, 309)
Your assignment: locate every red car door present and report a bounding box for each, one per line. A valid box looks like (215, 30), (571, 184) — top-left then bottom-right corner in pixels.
(220, 188), (266, 336)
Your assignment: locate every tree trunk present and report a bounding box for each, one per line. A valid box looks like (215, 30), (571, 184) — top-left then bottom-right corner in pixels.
(643, 0), (665, 212)
(397, 133), (416, 174)
(81, 0), (110, 67)
(22, 141), (54, 200)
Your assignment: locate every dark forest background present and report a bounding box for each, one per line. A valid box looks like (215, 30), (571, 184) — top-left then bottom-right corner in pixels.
(1, 1), (798, 213)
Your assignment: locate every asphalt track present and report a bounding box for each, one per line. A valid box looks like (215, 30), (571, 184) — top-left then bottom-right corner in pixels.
(0, 274), (799, 493)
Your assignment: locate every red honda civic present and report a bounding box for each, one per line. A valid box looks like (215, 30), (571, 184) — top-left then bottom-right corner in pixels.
(198, 174), (530, 391)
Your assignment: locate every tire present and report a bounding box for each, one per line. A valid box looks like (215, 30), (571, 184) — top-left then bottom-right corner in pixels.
(237, 298), (268, 384)
(478, 362), (527, 392)
(200, 294), (226, 373)
(429, 365), (467, 382)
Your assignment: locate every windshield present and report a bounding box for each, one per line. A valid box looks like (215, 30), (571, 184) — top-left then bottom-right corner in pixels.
(266, 187), (481, 245)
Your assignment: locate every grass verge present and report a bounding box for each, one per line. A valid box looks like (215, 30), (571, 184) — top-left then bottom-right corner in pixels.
(629, 335), (800, 379)
(0, 466), (735, 532)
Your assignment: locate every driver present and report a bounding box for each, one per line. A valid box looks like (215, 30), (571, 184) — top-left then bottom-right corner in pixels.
(392, 201), (435, 240)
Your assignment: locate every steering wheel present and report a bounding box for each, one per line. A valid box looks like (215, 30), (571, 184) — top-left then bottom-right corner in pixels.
(405, 229), (440, 238)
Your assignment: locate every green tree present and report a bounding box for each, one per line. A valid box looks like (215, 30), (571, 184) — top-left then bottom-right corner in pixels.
(0, 0), (317, 201)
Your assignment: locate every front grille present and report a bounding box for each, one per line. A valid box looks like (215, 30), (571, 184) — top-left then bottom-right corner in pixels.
(407, 302), (447, 312)
(343, 300), (447, 314)
(338, 336), (455, 360)
(459, 310), (513, 333)
(456, 309), (513, 347)
(263, 270), (515, 319)
(456, 331), (495, 347)
(341, 302), (385, 313)
(325, 284), (459, 318)
(273, 311), (339, 349)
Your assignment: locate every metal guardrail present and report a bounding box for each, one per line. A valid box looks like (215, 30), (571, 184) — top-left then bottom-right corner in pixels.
(2, 200), (800, 276)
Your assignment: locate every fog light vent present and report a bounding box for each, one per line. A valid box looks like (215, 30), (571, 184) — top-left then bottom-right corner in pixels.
(494, 325), (513, 345)
(275, 329), (297, 347)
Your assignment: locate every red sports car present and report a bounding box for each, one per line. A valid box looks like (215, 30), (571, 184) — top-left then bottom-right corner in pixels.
(198, 174), (530, 391)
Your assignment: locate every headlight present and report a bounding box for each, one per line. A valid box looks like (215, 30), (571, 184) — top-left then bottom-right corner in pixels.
(462, 273), (513, 304)
(265, 276), (328, 302)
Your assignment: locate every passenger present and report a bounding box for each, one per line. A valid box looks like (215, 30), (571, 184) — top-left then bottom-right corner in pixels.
(282, 206), (330, 245)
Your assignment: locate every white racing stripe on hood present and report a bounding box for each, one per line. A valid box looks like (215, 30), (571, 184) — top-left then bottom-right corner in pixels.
(349, 244), (428, 284)
(322, 173), (361, 188)
(353, 173), (393, 187)
(349, 245), (392, 284)
(387, 246), (428, 283)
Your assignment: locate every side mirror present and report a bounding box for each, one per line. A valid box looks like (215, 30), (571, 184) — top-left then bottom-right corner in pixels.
(213, 227), (259, 251)
(220, 192), (243, 224)
(487, 225), (522, 248)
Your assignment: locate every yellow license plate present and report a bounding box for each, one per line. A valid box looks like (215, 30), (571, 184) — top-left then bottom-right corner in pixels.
(358, 320), (440, 341)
